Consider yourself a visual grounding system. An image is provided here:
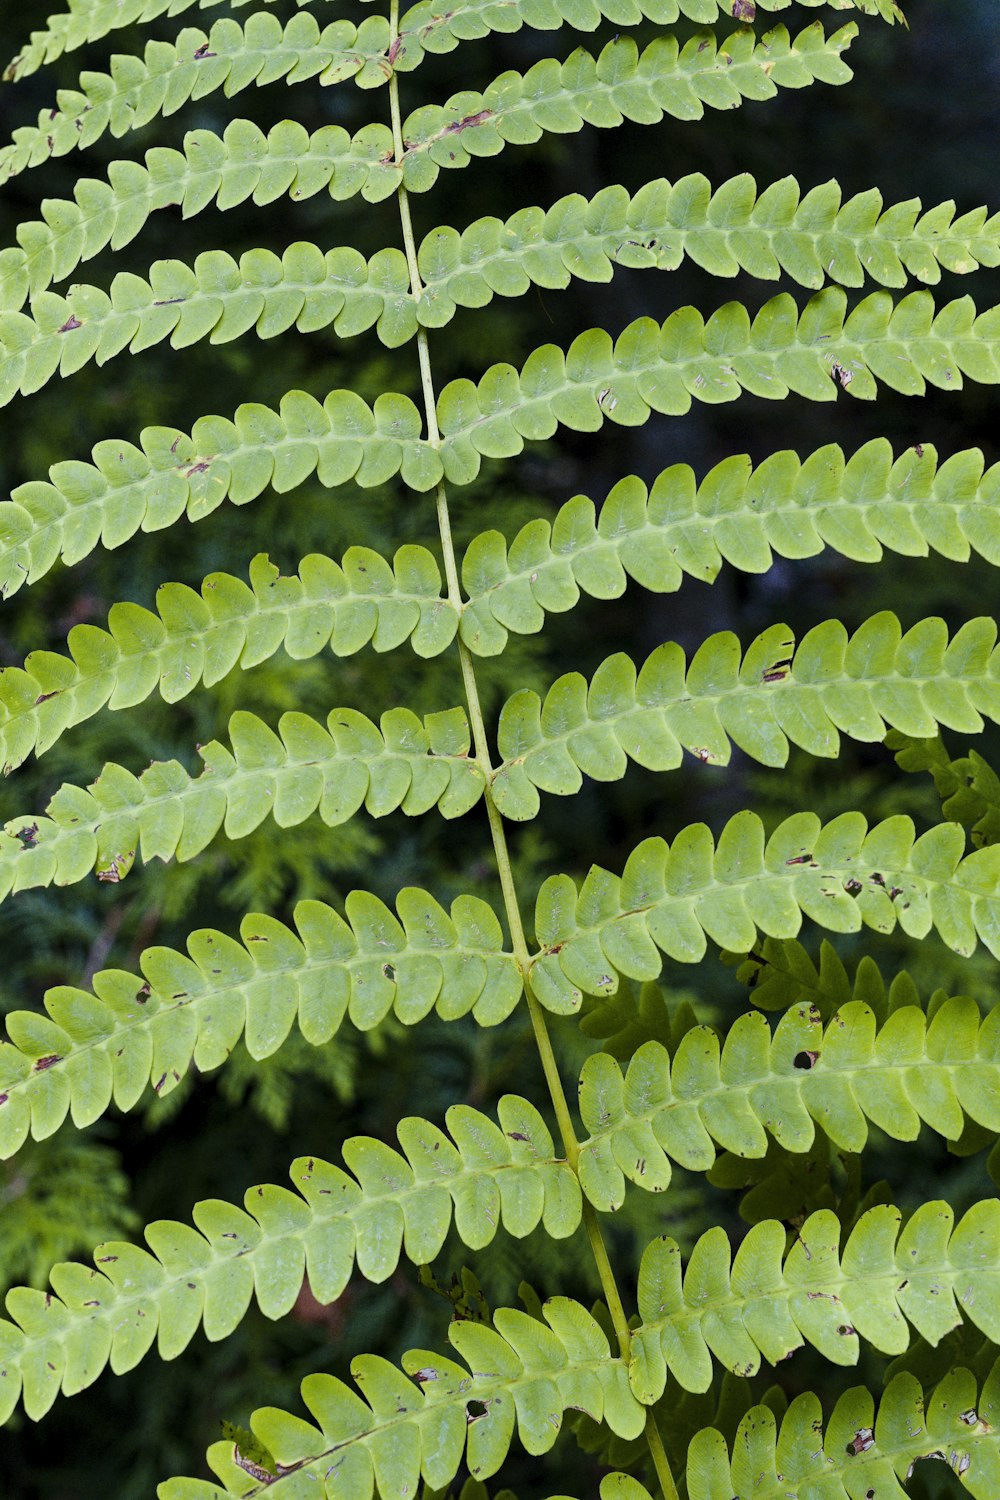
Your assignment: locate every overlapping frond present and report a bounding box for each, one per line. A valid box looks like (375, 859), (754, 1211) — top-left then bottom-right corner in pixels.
(529, 810), (1000, 1013)
(437, 289), (1000, 484)
(155, 1299), (643, 1495)
(729, 933), (922, 1021)
(0, 704), (482, 901)
(631, 1200), (1000, 1400)
(0, 1097), (578, 1423)
(0, 888), (521, 1156)
(0, 389), (441, 600)
(576, 995), (999, 1209)
(0, 12), (392, 187)
(492, 613), (1000, 818)
(889, 730), (1000, 848)
(687, 1360), (1000, 1499)
(460, 441), (1000, 653)
(0, 547), (455, 774)
(397, 25), (857, 197)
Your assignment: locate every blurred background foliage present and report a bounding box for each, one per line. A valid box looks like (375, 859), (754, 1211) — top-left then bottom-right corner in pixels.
(0, 2), (998, 1495)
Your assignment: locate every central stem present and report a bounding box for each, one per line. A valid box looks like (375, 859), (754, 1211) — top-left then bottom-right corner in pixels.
(386, 18), (678, 1500)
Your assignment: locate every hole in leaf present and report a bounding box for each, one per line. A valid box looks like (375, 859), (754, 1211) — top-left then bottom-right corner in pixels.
(794, 1050), (820, 1070)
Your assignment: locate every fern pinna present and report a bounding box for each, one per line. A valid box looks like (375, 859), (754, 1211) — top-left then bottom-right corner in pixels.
(1, 0), (999, 1496)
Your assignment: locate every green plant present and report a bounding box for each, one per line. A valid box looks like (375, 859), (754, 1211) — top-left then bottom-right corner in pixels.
(2, 0), (1000, 1496)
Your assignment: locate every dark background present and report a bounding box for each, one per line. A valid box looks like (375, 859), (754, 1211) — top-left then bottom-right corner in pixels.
(0, 2), (998, 1494)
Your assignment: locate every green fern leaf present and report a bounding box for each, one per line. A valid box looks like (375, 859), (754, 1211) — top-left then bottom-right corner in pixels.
(0, 389), (441, 598)
(0, 1098), (578, 1421)
(529, 810), (1000, 1013)
(0, 547), (454, 773)
(726, 933), (921, 1020)
(10, 175), (994, 389)
(438, 291), (1000, 485)
(0, 118), (406, 314)
(491, 614), (1000, 818)
(6, 0), (870, 84)
(576, 992), (999, 1209)
(393, 0), (868, 70)
(0, 705), (482, 901)
(460, 441), (1000, 653)
(398, 25), (857, 197)
(889, 730), (1000, 847)
(415, 177), (999, 331)
(5, 0), (321, 81)
(0, 12), (393, 187)
(0, 889), (520, 1156)
(0, 243), (420, 404)
(688, 1361), (1000, 1499)
(631, 1200), (1000, 1400)
(154, 1297), (643, 1496)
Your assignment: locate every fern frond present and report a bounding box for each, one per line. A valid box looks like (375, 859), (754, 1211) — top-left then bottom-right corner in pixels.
(0, 705), (482, 901)
(9, 177), (992, 376)
(889, 731), (1000, 847)
(5, 0), (320, 81)
(0, 389), (442, 599)
(728, 933), (920, 1020)
(0, 1099), (579, 1421)
(437, 290), (1000, 485)
(687, 1361), (1000, 1499)
(459, 441), (1000, 654)
(576, 994), (998, 1209)
(0, 889), (520, 1157)
(5, 0), (870, 83)
(0, 120), (405, 314)
(0, 548), (455, 774)
(0, 12), (392, 187)
(492, 614), (1000, 819)
(529, 810), (1000, 1013)
(156, 1300), (643, 1498)
(394, 0), (866, 71)
(0, 242), (424, 404)
(631, 1199), (1000, 1400)
(414, 176), (1000, 331)
(397, 25), (857, 199)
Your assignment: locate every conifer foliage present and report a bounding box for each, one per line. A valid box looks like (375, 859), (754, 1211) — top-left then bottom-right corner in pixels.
(3, 0), (1000, 1496)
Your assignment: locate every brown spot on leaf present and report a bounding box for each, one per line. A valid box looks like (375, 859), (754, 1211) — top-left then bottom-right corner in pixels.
(732, 0), (756, 17)
(58, 315), (82, 333)
(445, 109), (493, 134)
(34, 1054), (61, 1071)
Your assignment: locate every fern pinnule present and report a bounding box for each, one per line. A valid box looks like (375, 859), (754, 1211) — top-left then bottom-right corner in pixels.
(0, 888), (521, 1155)
(492, 613), (1000, 817)
(0, 703), (484, 897)
(0, 1097), (579, 1422)
(0, 546), (455, 774)
(577, 995), (1000, 1206)
(530, 810), (1000, 1010)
